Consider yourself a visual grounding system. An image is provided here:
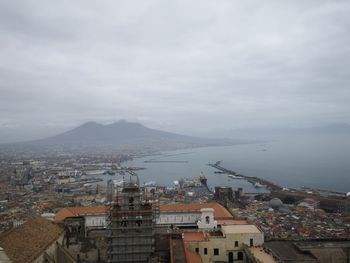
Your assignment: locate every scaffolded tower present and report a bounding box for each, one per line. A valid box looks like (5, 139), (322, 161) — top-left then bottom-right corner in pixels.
(107, 175), (155, 263)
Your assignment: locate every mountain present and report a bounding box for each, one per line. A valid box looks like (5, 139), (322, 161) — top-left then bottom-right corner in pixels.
(34, 120), (230, 146)
(0, 121), (254, 158)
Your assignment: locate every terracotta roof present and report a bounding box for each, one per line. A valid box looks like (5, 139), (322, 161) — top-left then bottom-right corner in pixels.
(183, 232), (205, 242)
(0, 217), (63, 263)
(55, 205), (108, 222)
(160, 202), (233, 219)
(184, 244), (203, 263)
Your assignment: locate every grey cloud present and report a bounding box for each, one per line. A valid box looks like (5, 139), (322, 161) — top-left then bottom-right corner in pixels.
(0, 0), (350, 142)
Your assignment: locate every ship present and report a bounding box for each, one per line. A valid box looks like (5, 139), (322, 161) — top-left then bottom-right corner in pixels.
(254, 182), (266, 188)
(228, 174), (243, 179)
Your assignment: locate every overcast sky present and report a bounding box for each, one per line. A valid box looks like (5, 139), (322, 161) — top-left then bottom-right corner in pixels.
(1, 0), (350, 142)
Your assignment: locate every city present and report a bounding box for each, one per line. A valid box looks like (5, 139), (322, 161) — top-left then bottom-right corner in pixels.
(0, 149), (349, 262)
(1, 1), (350, 262)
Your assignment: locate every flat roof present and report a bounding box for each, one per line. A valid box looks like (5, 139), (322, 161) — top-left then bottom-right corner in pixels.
(264, 241), (317, 261)
(222, 224), (261, 234)
(183, 232), (205, 242)
(217, 219), (248, 225)
(249, 247), (278, 263)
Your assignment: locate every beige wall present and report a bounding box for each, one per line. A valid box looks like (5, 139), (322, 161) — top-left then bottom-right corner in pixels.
(186, 230), (263, 263)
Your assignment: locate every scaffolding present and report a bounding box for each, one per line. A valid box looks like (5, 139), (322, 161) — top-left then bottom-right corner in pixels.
(107, 175), (157, 263)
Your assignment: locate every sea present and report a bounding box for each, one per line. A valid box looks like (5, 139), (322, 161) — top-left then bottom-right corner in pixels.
(114, 134), (350, 194)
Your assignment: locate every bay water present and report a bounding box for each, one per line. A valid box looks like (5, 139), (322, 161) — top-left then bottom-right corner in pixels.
(121, 134), (350, 193)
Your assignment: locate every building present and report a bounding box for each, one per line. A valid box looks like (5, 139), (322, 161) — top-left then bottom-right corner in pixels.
(107, 175), (156, 263)
(158, 202), (233, 228)
(183, 223), (264, 263)
(107, 178), (125, 202)
(56, 201), (233, 230)
(53, 200), (269, 262)
(55, 206), (108, 233)
(257, 240), (350, 263)
(214, 187), (234, 204)
(0, 217), (73, 263)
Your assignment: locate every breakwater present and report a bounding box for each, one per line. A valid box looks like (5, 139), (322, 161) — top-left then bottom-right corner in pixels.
(207, 161), (283, 191)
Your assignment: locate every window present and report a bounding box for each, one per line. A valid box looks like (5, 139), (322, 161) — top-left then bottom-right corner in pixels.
(237, 251), (244, 260)
(205, 216), (210, 224)
(195, 247), (199, 253)
(214, 248), (219, 256)
(204, 248), (207, 255)
(250, 238), (254, 247)
(129, 197), (134, 210)
(121, 220), (128, 227)
(235, 241), (239, 247)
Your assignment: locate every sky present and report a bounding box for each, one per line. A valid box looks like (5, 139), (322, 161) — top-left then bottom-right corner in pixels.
(1, 0), (350, 143)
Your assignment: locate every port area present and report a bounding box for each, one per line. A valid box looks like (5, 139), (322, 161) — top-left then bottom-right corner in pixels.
(208, 161), (350, 213)
(207, 161), (282, 191)
(173, 175), (214, 202)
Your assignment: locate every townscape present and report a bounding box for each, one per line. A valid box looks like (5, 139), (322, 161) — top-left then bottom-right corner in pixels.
(1, 1), (350, 262)
(0, 151), (350, 263)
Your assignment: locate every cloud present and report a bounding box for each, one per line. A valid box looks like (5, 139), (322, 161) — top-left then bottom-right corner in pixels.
(0, 0), (350, 142)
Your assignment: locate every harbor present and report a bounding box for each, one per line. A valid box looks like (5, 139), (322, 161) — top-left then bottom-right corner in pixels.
(207, 161), (283, 191)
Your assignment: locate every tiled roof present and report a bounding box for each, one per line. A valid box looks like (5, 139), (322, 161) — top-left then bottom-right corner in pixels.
(160, 202), (233, 219)
(55, 202), (233, 222)
(184, 244), (203, 263)
(55, 205), (108, 222)
(0, 217), (63, 263)
(183, 232), (205, 242)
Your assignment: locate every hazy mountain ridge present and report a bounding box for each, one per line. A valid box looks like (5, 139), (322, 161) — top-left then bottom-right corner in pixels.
(35, 120), (228, 146)
(0, 120), (242, 158)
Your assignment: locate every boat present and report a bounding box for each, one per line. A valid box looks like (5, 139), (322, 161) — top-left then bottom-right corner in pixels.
(254, 182), (266, 188)
(228, 174), (243, 179)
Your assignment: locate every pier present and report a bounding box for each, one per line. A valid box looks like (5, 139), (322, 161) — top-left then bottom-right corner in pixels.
(207, 161), (283, 191)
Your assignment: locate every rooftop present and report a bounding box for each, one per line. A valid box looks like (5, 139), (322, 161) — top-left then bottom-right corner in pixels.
(183, 232), (205, 242)
(55, 205), (108, 222)
(184, 245), (203, 263)
(0, 217), (63, 263)
(249, 247), (278, 263)
(222, 224), (261, 234)
(217, 219), (248, 225)
(159, 202), (233, 219)
(264, 241), (317, 262)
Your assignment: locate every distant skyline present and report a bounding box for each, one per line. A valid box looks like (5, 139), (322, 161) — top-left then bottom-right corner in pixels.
(1, 1), (350, 143)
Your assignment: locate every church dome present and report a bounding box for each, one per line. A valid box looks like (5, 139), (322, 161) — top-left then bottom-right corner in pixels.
(269, 198), (283, 209)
